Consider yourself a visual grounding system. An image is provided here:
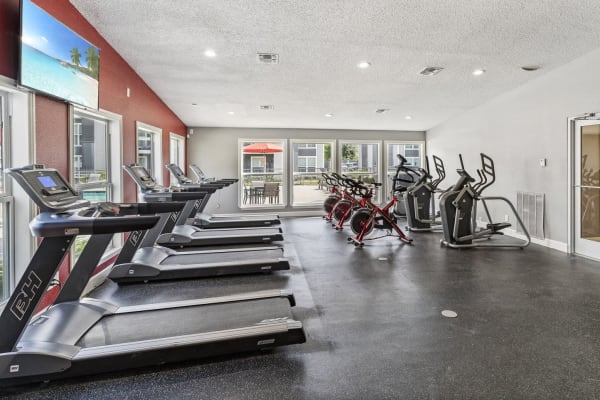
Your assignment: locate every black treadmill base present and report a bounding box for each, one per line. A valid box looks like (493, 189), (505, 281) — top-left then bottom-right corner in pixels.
(159, 234), (285, 249)
(0, 328), (306, 388)
(112, 260), (291, 284)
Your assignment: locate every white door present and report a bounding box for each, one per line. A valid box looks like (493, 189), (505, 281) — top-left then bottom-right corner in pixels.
(574, 119), (600, 259)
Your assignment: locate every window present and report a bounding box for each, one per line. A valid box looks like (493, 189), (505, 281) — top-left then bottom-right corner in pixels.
(291, 140), (334, 206)
(385, 141), (424, 200)
(169, 133), (185, 170)
(136, 122), (163, 184)
(339, 140), (381, 203)
(0, 91), (13, 300)
(70, 107), (123, 263)
(72, 113), (109, 200)
(240, 140), (285, 207)
(251, 156), (266, 173)
(0, 82), (33, 301)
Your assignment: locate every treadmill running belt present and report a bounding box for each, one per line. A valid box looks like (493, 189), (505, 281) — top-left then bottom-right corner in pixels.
(188, 228), (281, 238)
(77, 298), (293, 347)
(164, 249), (284, 265)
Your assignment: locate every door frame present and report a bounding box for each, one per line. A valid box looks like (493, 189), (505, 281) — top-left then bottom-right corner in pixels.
(568, 113), (600, 257)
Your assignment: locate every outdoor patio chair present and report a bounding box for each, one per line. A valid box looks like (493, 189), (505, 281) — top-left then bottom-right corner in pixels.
(263, 182), (279, 204)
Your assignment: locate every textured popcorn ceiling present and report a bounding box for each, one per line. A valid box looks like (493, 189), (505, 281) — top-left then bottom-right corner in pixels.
(71, 0), (600, 130)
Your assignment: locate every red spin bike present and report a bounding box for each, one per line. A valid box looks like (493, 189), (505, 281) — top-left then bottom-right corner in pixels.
(331, 176), (363, 230)
(322, 172), (344, 221)
(347, 181), (413, 247)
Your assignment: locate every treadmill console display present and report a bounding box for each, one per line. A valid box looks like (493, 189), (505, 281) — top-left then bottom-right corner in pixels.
(37, 175), (58, 188)
(7, 167), (89, 212)
(167, 164), (192, 184)
(131, 166), (157, 188)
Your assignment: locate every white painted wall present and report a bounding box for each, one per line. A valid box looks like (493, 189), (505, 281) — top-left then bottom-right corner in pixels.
(188, 127), (424, 214)
(427, 47), (600, 248)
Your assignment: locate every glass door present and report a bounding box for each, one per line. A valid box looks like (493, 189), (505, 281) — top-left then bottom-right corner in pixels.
(574, 120), (600, 259)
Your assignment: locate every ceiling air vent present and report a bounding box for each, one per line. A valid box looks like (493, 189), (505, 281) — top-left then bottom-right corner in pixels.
(375, 108), (390, 114)
(419, 66), (444, 76)
(257, 53), (279, 64)
(259, 105), (274, 111)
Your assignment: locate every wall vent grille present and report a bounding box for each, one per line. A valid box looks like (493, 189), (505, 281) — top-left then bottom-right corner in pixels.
(419, 66), (444, 76)
(516, 192), (545, 239)
(257, 53), (279, 64)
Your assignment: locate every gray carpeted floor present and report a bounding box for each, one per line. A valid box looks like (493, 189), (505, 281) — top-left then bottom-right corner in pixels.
(3, 216), (600, 399)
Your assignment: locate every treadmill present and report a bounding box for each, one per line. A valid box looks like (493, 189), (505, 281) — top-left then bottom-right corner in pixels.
(166, 163), (281, 229)
(107, 190), (290, 282)
(124, 164), (284, 247)
(0, 165), (305, 386)
(189, 163), (238, 185)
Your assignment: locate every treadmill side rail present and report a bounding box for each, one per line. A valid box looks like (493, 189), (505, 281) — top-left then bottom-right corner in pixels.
(74, 319), (304, 360)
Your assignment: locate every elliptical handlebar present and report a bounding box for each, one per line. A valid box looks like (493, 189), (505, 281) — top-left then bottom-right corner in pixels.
(397, 154), (408, 165)
(475, 153), (496, 195)
(391, 154), (420, 191)
(431, 155), (446, 189)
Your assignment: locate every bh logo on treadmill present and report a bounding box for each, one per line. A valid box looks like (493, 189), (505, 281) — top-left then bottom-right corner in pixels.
(10, 271), (42, 320)
(128, 230), (143, 246)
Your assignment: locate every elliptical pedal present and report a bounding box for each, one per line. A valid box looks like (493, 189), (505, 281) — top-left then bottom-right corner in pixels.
(487, 222), (511, 232)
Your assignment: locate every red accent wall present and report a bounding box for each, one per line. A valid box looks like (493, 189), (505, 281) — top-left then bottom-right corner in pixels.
(0, 0), (187, 195)
(0, 0), (189, 308)
(0, 0), (20, 79)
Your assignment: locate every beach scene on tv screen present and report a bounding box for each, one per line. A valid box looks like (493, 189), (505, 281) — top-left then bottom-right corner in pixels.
(21, 0), (99, 109)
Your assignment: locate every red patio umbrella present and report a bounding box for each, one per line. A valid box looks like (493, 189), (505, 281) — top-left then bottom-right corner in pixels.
(242, 142), (283, 153)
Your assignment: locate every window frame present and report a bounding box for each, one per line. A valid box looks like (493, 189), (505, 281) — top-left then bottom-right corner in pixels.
(290, 139), (335, 207)
(70, 108), (112, 199)
(383, 140), (425, 200)
(169, 132), (185, 170)
(338, 139), (383, 203)
(0, 90), (14, 300)
(69, 106), (123, 265)
(136, 121), (163, 184)
(238, 138), (287, 209)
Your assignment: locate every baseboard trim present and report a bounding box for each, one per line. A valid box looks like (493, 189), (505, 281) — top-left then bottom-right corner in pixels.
(474, 222), (568, 253)
(504, 228), (568, 253)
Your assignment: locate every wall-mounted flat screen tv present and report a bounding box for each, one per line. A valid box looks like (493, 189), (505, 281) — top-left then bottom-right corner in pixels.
(19, 0), (100, 109)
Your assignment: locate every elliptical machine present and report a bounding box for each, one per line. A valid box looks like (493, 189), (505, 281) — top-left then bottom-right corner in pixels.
(438, 153), (531, 248)
(405, 155), (446, 232)
(390, 154), (419, 217)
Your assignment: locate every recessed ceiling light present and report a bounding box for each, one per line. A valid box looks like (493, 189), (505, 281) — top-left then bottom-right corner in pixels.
(472, 68), (486, 76)
(419, 67), (444, 76)
(375, 108), (390, 114)
(521, 65), (540, 72)
(204, 49), (216, 58)
(227, 111), (235, 115)
(404, 115), (412, 120)
(325, 113), (334, 118)
(357, 61), (371, 69)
